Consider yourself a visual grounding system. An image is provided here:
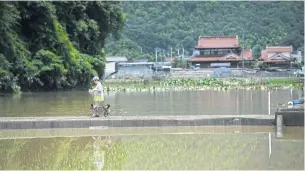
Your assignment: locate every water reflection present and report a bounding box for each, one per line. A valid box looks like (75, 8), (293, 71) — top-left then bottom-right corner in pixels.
(0, 89), (301, 116)
(92, 136), (112, 170)
(0, 127), (303, 170)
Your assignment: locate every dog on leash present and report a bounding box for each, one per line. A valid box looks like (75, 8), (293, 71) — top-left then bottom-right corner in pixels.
(89, 104), (111, 117)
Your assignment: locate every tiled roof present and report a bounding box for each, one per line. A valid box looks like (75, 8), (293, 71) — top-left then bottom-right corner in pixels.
(265, 46), (293, 53)
(263, 60), (290, 63)
(241, 49), (253, 60)
(196, 35), (239, 48)
(260, 46), (294, 62)
(189, 49), (253, 62)
(188, 57), (243, 62)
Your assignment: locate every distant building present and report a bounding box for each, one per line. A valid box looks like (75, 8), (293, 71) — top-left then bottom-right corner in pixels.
(104, 56), (128, 78)
(106, 56), (128, 63)
(260, 46), (294, 68)
(188, 35), (253, 68)
(132, 58), (149, 62)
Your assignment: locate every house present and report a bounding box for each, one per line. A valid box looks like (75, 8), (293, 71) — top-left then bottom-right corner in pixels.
(188, 35), (253, 68)
(260, 46), (294, 68)
(104, 56), (128, 78)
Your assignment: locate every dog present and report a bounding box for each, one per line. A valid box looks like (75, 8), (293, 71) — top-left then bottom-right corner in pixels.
(89, 104), (111, 117)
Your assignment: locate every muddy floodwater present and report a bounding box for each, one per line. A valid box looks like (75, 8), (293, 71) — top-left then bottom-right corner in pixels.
(0, 126), (303, 170)
(0, 89), (301, 116)
(0, 89), (304, 170)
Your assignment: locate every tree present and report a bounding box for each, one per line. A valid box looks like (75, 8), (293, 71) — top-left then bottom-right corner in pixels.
(105, 1), (304, 61)
(0, 1), (125, 93)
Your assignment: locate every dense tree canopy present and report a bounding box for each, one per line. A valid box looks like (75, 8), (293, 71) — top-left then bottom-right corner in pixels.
(0, 1), (125, 93)
(105, 1), (304, 61)
(0, 1), (304, 93)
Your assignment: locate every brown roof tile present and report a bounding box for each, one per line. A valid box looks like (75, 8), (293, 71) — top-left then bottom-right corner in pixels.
(265, 46), (293, 53)
(188, 57), (243, 62)
(196, 35), (239, 48)
(264, 59), (290, 63)
(260, 46), (294, 62)
(241, 49), (253, 60)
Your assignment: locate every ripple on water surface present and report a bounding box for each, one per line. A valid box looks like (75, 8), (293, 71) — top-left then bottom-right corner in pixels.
(0, 126), (303, 170)
(0, 89), (300, 116)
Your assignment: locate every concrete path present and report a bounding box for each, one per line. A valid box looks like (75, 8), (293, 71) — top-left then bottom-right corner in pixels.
(0, 115), (275, 129)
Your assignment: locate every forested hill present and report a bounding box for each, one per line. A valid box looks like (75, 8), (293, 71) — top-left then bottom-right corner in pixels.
(0, 1), (124, 93)
(105, 1), (304, 60)
(0, 1), (304, 93)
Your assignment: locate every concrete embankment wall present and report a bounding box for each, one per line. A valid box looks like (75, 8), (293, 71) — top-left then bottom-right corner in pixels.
(0, 115), (275, 129)
(275, 107), (304, 126)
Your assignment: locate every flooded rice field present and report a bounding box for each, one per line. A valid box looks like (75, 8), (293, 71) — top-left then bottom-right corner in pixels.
(0, 89), (301, 117)
(0, 89), (303, 170)
(0, 126), (303, 170)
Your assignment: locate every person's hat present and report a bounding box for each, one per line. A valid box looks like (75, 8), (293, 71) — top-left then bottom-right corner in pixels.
(92, 76), (99, 81)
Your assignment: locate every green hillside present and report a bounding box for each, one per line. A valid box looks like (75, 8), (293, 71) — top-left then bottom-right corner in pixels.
(0, 1), (304, 93)
(105, 1), (304, 61)
(0, 1), (124, 93)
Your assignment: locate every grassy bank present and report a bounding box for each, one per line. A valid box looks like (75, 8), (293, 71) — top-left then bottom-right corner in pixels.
(103, 78), (303, 93)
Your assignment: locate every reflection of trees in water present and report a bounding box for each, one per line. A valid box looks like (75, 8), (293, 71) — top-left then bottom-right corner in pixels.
(0, 138), (75, 169)
(0, 139), (29, 169)
(113, 134), (273, 170)
(0, 136), (128, 170)
(0, 134), (303, 170)
(0, 137), (94, 170)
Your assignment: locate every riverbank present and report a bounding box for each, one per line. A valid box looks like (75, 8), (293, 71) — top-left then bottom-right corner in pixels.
(1, 77), (303, 94)
(104, 77), (303, 93)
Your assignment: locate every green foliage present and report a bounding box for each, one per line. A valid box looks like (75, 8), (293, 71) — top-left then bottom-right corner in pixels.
(295, 61), (304, 70)
(268, 78), (298, 87)
(162, 78), (222, 86)
(105, 1), (304, 59)
(172, 58), (189, 68)
(102, 77), (301, 93)
(0, 1), (125, 93)
(30, 50), (67, 89)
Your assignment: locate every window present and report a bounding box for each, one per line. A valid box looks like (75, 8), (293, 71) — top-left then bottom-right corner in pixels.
(210, 49), (215, 55)
(218, 49), (224, 55)
(204, 50), (210, 55)
(200, 50), (205, 56)
(193, 49), (200, 56)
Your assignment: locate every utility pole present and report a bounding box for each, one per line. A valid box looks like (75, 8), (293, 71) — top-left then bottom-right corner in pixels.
(242, 30), (245, 78)
(155, 48), (158, 74)
(162, 50), (166, 65)
(155, 48), (158, 66)
(162, 49), (165, 72)
(170, 47), (173, 62)
(161, 49), (163, 65)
